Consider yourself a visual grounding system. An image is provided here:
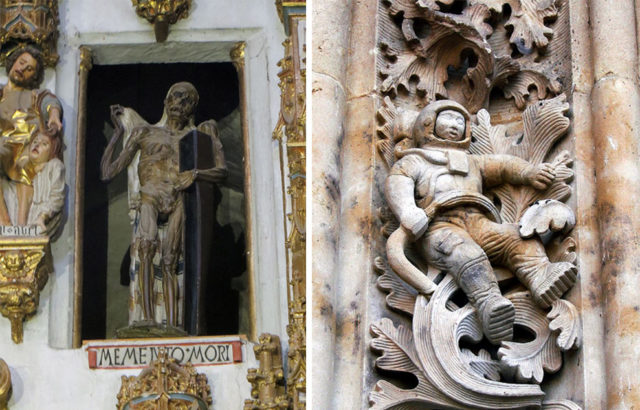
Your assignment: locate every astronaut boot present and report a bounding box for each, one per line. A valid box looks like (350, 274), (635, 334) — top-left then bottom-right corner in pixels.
(519, 261), (577, 309)
(460, 263), (515, 345)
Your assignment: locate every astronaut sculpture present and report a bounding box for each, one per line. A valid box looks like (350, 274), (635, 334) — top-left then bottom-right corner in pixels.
(384, 100), (577, 345)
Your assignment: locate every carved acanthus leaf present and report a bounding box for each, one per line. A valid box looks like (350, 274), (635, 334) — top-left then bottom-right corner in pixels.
(546, 236), (577, 265)
(369, 318), (459, 409)
(460, 348), (502, 381)
(376, 97), (419, 169)
(470, 0), (558, 54)
(548, 299), (582, 350)
(501, 69), (563, 110)
(541, 399), (583, 409)
(380, 2), (495, 112)
(374, 256), (417, 316)
(498, 291), (562, 383)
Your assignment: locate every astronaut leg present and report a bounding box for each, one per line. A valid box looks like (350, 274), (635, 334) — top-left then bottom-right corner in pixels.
(473, 215), (577, 309)
(423, 224), (515, 344)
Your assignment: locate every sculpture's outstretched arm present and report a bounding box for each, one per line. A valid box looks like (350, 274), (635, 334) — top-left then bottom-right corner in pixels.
(478, 154), (555, 190)
(100, 106), (142, 182)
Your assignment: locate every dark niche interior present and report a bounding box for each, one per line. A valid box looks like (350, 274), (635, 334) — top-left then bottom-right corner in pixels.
(81, 62), (248, 340)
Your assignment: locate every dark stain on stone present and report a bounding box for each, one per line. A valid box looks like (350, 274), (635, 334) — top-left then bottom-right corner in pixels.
(320, 303), (334, 317)
(353, 313), (362, 355)
(350, 301), (358, 310)
(324, 173), (340, 202)
(359, 217), (370, 234)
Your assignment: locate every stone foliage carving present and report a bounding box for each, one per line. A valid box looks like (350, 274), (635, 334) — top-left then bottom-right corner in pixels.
(378, 0), (569, 113)
(370, 0), (580, 408)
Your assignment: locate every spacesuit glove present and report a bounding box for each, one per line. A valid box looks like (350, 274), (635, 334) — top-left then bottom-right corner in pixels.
(524, 163), (555, 190)
(401, 207), (429, 239)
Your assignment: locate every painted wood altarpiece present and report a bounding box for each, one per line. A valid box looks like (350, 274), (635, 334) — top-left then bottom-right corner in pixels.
(0, 0), (64, 344)
(370, 0), (582, 408)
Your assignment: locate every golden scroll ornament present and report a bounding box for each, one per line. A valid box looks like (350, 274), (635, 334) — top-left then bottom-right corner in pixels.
(131, 0), (190, 43)
(0, 235), (51, 344)
(117, 347), (211, 410)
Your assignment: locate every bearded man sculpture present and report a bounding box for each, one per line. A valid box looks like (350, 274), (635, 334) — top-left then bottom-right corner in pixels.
(385, 100), (577, 344)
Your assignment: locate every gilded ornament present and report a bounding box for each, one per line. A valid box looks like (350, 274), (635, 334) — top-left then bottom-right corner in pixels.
(271, 10), (306, 407)
(0, 359), (10, 410)
(131, 0), (191, 43)
(244, 333), (289, 410)
(117, 347), (211, 410)
(79, 46), (93, 73)
(275, 1), (306, 35)
(0, 236), (51, 344)
(230, 42), (246, 71)
(0, 0), (60, 67)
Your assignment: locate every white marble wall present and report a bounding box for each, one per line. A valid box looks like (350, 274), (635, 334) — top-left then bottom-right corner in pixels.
(0, 1), (289, 408)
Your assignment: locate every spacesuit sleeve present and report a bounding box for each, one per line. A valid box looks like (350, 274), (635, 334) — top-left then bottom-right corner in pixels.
(386, 155), (429, 237)
(476, 154), (532, 188)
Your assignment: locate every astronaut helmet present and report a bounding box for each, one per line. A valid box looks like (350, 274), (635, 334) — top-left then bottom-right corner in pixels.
(412, 100), (472, 150)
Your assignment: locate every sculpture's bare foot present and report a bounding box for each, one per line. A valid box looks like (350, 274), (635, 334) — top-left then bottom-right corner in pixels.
(479, 295), (515, 345)
(530, 262), (577, 308)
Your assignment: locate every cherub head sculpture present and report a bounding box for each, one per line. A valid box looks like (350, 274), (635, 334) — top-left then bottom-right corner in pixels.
(412, 100), (472, 150)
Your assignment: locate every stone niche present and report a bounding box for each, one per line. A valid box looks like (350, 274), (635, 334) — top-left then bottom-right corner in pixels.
(80, 60), (248, 340)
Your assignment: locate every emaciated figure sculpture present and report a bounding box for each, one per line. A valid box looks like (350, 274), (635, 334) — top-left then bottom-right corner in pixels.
(385, 100), (577, 344)
(101, 82), (227, 331)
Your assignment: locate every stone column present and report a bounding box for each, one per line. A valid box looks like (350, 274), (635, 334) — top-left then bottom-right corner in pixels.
(330, 0), (379, 407)
(590, 0), (640, 408)
(311, 0), (352, 407)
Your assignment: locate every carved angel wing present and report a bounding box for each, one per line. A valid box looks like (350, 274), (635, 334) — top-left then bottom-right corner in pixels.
(114, 108), (149, 223)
